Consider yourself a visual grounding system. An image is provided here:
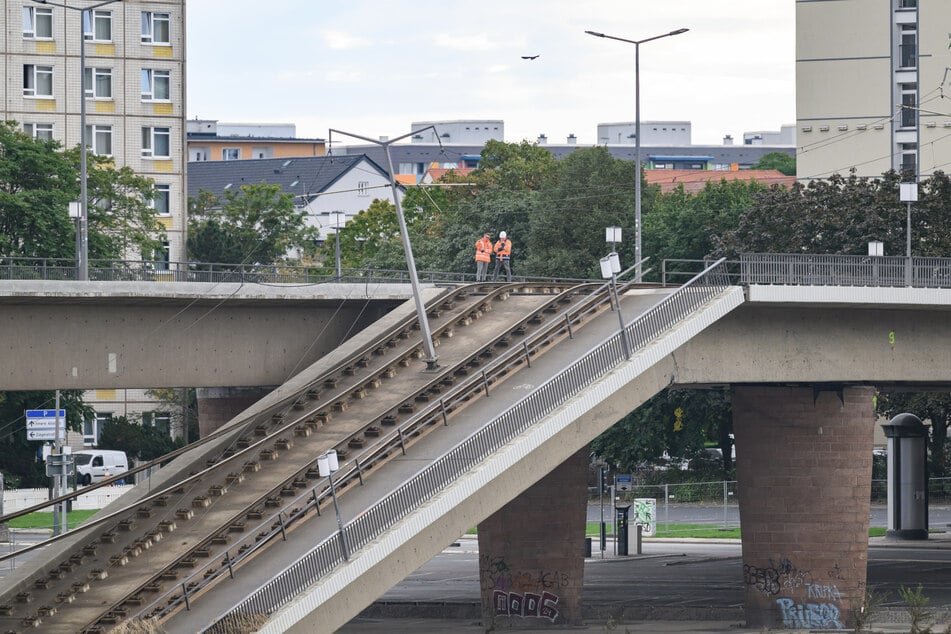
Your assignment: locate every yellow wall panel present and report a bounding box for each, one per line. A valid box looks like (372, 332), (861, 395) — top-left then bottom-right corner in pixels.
(153, 103), (173, 115)
(94, 44), (115, 56)
(95, 101), (116, 114)
(157, 217), (174, 228)
(153, 46), (173, 59)
(35, 41), (56, 54)
(35, 100), (56, 111)
(152, 160), (174, 172)
(96, 389), (118, 400)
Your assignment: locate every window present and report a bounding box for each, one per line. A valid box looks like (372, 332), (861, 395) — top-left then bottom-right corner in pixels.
(84, 67), (112, 99)
(23, 7), (53, 39)
(143, 411), (171, 436)
(85, 124), (113, 156)
(153, 241), (170, 270)
(358, 181), (370, 197)
(900, 26), (917, 69)
(87, 412), (111, 446)
(24, 123), (54, 140)
(142, 127), (170, 158)
(83, 9), (112, 42)
(900, 143), (917, 179)
(901, 84), (917, 129)
(222, 148), (240, 160)
(141, 11), (170, 45)
(150, 184), (171, 214)
(141, 69), (171, 101)
(23, 64), (53, 97)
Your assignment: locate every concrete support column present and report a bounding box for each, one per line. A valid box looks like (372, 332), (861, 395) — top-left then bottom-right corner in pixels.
(195, 386), (272, 438)
(734, 385), (875, 630)
(478, 447), (589, 629)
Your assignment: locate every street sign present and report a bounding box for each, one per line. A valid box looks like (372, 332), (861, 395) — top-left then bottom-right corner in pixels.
(25, 409), (66, 440)
(615, 474), (633, 492)
(27, 429), (58, 441)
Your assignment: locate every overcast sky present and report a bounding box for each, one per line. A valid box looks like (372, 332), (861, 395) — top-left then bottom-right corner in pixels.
(186, 1), (795, 147)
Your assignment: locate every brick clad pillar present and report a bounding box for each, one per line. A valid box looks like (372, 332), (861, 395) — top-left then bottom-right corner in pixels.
(196, 386), (271, 438)
(478, 447), (589, 628)
(733, 385), (875, 630)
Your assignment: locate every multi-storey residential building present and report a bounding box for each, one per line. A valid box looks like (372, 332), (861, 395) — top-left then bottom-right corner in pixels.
(187, 119), (325, 161)
(796, 0), (949, 182)
(3, 0), (187, 264)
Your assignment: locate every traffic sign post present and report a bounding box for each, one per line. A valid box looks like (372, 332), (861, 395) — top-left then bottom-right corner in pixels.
(26, 402), (68, 534)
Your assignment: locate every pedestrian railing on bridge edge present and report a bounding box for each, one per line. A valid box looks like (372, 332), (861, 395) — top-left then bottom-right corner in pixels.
(201, 259), (733, 632)
(0, 257), (592, 286)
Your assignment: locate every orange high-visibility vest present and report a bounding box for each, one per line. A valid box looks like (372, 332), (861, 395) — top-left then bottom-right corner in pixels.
(475, 237), (493, 263)
(494, 239), (511, 260)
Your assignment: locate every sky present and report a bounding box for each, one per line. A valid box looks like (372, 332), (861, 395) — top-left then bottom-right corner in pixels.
(185, 1), (795, 148)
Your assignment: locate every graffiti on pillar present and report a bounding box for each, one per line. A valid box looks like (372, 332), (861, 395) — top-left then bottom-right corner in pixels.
(492, 590), (559, 621)
(808, 583), (843, 601)
(479, 555), (570, 593)
(775, 598), (844, 630)
(743, 556), (814, 597)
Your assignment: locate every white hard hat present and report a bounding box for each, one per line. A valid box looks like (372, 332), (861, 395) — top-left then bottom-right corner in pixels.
(499, 231), (507, 239)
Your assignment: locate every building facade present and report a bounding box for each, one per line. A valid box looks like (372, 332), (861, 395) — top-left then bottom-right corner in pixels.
(3, 0), (187, 262)
(187, 119), (325, 161)
(796, 0), (951, 181)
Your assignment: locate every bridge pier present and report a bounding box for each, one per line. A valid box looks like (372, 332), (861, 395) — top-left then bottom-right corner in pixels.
(733, 385), (875, 630)
(477, 447), (588, 629)
(196, 386), (273, 437)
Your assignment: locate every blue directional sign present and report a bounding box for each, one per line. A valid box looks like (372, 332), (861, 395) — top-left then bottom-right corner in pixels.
(25, 410), (66, 441)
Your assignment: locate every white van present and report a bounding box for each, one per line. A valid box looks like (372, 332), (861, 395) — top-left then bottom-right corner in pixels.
(74, 450), (129, 485)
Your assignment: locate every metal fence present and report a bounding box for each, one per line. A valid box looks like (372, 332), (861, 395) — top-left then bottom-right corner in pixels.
(201, 259), (733, 631)
(0, 257), (591, 286)
(740, 253), (951, 288)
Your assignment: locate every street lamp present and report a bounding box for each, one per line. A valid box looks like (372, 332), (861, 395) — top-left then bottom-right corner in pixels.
(317, 449), (349, 560)
(329, 211), (344, 281)
(900, 182), (918, 285)
(586, 27), (689, 282)
(329, 127), (439, 370)
(600, 251), (630, 359)
(34, 0), (123, 281)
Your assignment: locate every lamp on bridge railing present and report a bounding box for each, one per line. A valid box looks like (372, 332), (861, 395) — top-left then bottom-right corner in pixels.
(900, 182), (918, 286)
(317, 449), (349, 560)
(600, 252), (631, 358)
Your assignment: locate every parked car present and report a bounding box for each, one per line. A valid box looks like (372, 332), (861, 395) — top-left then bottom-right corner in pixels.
(73, 450), (129, 486)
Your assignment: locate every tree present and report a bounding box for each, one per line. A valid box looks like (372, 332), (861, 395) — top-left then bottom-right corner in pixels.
(0, 390), (92, 488)
(0, 120), (164, 261)
(98, 416), (183, 463)
(752, 151), (796, 176)
(188, 182), (319, 265)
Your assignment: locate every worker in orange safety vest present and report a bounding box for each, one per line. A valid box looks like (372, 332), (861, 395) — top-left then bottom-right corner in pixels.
(474, 232), (493, 281)
(492, 231), (512, 282)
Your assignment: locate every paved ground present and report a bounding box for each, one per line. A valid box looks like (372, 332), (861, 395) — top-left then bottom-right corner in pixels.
(340, 533), (951, 633)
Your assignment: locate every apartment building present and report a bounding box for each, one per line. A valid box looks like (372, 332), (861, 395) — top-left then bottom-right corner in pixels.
(3, 0), (187, 264)
(796, 0), (951, 181)
(187, 119), (325, 161)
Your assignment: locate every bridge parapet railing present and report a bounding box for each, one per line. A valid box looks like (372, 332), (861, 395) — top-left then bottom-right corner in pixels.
(202, 259), (733, 631)
(740, 253), (951, 288)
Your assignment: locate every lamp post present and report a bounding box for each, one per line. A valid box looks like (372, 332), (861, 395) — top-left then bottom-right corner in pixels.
(586, 28), (689, 282)
(900, 182), (917, 285)
(329, 127), (439, 370)
(600, 251), (630, 358)
(330, 211), (344, 281)
(35, 0), (124, 281)
(317, 450), (349, 560)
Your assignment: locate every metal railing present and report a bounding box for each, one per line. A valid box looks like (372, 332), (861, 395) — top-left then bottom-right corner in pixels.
(203, 259), (733, 631)
(0, 257), (592, 286)
(740, 253), (951, 288)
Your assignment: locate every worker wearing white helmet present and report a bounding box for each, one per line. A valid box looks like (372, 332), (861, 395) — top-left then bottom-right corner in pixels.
(492, 231), (512, 282)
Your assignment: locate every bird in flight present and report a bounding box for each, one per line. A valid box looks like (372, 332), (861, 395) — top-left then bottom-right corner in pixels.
(521, 55), (540, 60)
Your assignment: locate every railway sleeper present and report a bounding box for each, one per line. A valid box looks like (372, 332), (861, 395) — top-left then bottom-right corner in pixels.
(259, 449), (278, 461)
(109, 555), (129, 567)
(380, 415), (397, 426)
(137, 507), (153, 518)
(294, 425), (312, 437)
(348, 437), (365, 449)
(306, 389), (320, 400)
(159, 519), (178, 532)
(192, 496), (211, 508)
(253, 425), (268, 437)
(211, 534), (229, 545)
(226, 472), (245, 485)
(274, 438), (292, 450)
(56, 592), (75, 605)
(243, 461), (261, 473)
